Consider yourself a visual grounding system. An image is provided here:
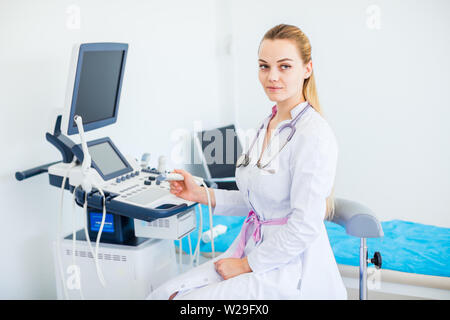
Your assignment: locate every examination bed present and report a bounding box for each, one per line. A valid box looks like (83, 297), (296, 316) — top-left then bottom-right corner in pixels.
(175, 198), (450, 300)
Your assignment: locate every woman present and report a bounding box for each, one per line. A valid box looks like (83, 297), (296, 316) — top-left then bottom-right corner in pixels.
(147, 24), (347, 300)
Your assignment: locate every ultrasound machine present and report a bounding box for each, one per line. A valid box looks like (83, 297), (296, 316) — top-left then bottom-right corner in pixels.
(15, 43), (204, 299)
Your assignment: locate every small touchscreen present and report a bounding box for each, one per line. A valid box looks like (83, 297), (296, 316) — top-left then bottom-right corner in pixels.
(89, 141), (128, 177)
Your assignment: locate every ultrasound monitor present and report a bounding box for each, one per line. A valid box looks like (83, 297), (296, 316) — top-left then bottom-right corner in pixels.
(72, 137), (133, 180)
(61, 43), (128, 136)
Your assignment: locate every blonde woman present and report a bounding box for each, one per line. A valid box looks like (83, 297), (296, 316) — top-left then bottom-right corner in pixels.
(148, 24), (347, 300)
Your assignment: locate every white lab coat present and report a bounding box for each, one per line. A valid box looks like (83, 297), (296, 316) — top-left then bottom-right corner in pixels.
(147, 101), (347, 300)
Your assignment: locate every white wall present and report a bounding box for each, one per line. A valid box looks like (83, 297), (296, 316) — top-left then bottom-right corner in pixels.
(228, 0), (450, 227)
(1, 0), (449, 300)
(0, 0), (223, 299)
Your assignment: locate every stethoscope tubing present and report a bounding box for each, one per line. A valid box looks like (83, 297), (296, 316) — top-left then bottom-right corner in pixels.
(237, 103), (311, 169)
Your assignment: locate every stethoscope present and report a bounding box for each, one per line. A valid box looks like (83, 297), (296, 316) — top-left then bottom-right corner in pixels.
(236, 103), (311, 170)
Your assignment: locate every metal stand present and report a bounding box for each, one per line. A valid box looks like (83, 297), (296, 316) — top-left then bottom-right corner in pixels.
(359, 238), (368, 300)
(332, 198), (384, 300)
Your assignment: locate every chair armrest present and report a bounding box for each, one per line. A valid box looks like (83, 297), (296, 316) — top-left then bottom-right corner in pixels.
(330, 198), (384, 238)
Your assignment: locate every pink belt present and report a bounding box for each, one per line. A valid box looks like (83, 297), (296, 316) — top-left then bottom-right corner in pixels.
(231, 210), (289, 259)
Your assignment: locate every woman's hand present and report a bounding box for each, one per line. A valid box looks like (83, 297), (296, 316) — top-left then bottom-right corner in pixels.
(168, 169), (200, 201)
(214, 257), (252, 280)
(169, 169), (216, 207)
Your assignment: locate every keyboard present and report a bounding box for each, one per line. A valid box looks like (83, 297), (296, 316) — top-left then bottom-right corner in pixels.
(124, 188), (170, 206)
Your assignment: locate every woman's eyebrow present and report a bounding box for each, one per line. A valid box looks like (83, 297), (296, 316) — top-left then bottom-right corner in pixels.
(258, 58), (293, 63)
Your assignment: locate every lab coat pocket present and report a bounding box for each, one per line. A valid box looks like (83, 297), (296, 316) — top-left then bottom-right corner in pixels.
(285, 255), (303, 297)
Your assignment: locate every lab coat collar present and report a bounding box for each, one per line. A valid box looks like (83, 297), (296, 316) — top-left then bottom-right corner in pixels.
(272, 101), (310, 120)
(289, 101), (310, 119)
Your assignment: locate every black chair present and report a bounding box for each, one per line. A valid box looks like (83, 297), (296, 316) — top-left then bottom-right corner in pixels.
(195, 124), (241, 190)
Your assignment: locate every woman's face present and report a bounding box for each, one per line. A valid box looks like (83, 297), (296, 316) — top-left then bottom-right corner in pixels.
(258, 39), (312, 104)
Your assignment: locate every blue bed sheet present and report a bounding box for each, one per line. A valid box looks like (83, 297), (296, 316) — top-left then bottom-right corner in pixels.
(324, 219), (450, 277)
(175, 205), (450, 278)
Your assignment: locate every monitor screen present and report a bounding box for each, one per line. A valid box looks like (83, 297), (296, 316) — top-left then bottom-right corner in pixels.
(73, 50), (124, 125)
(89, 141), (128, 177)
(65, 43), (128, 135)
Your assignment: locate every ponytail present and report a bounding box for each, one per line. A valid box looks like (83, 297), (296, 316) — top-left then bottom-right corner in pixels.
(303, 71), (335, 220)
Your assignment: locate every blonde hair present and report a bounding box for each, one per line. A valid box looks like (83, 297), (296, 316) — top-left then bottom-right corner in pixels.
(261, 24), (336, 220)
